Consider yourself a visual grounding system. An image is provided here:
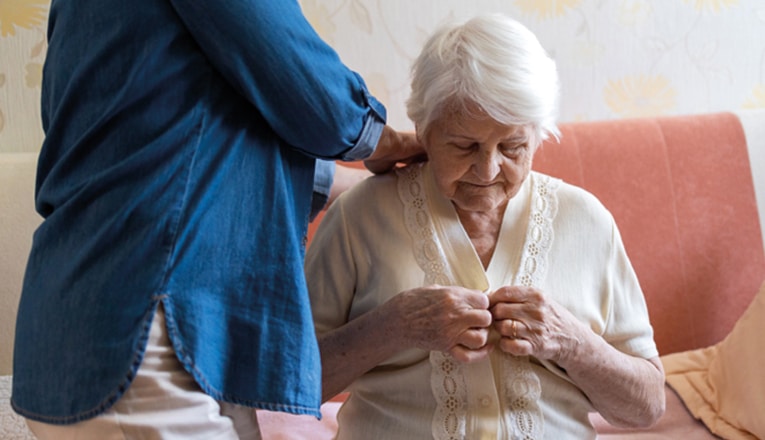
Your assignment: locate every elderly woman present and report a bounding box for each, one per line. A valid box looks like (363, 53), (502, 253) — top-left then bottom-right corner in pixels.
(305, 13), (665, 439)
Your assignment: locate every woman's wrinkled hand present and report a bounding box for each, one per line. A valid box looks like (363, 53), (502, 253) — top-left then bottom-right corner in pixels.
(364, 126), (427, 174)
(488, 286), (584, 363)
(390, 285), (493, 363)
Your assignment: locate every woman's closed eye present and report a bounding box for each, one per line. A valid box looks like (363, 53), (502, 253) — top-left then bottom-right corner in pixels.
(500, 143), (527, 157)
(451, 142), (480, 152)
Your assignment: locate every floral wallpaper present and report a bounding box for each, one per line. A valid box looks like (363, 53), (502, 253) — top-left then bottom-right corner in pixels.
(299, 0), (765, 131)
(1, 0), (764, 153)
(0, 0), (47, 153)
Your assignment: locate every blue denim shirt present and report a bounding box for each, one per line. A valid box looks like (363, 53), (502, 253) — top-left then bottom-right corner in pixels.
(12, 0), (385, 423)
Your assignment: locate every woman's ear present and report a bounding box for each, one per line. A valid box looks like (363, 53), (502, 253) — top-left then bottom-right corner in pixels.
(415, 124), (427, 149)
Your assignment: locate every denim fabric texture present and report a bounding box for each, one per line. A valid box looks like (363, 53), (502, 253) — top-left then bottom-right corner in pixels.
(12, 0), (385, 424)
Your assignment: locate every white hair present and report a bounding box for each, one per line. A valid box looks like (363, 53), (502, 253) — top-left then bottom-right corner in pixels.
(406, 13), (560, 144)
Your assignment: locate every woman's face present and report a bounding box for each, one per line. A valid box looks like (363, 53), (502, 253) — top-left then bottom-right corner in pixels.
(423, 108), (536, 215)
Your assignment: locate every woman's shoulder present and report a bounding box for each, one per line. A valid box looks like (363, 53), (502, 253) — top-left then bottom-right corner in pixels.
(339, 167), (400, 200)
(531, 171), (616, 227)
(328, 165), (405, 219)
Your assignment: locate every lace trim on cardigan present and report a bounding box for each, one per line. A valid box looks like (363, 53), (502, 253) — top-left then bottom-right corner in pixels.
(397, 164), (466, 439)
(513, 174), (559, 289)
(397, 165), (559, 439)
(430, 351), (469, 439)
(397, 164), (455, 286)
(500, 174), (558, 439)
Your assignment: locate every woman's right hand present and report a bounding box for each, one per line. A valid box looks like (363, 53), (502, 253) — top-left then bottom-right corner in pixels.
(388, 285), (494, 363)
(318, 284), (492, 400)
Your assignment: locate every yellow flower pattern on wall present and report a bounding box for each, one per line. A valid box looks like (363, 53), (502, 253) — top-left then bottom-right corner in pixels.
(682, 0), (738, 12)
(514, 0), (582, 19)
(743, 84), (765, 109)
(604, 75), (677, 118)
(0, 0), (48, 37)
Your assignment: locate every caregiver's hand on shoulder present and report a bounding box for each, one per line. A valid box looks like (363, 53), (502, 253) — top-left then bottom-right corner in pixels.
(390, 285), (493, 363)
(364, 126), (426, 174)
(488, 286), (586, 363)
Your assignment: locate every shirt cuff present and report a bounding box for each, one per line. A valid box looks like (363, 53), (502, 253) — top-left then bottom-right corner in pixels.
(339, 77), (386, 161)
(309, 160), (336, 221)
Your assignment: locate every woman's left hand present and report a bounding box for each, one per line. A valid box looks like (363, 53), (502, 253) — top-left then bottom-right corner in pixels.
(488, 285), (584, 363)
(489, 285), (666, 428)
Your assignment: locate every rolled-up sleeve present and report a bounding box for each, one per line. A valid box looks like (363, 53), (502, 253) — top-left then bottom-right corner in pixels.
(339, 96), (385, 160)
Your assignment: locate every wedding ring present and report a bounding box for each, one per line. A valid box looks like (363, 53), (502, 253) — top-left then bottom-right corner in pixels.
(511, 320), (518, 339)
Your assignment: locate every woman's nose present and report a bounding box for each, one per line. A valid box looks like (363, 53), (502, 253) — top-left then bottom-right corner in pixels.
(473, 149), (501, 181)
